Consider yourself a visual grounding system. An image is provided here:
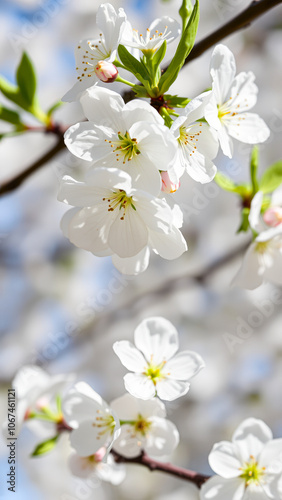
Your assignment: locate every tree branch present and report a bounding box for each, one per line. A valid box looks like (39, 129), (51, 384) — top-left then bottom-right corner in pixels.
(112, 450), (210, 488)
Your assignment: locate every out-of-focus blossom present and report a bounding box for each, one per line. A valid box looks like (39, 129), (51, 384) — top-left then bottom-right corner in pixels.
(68, 447), (126, 484)
(62, 382), (120, 457)
(113, 317), (205, 401)
(200, 418), (282, 500)
(62, 3), (126, 101)
(205, 44), (270, 158)
(111, 393), (179, 458)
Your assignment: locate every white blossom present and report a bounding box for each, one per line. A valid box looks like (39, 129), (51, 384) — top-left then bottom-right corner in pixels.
(62, 3), (126, 101)
(68, 447), (125, 484)
(110, 393), (179, 458)
(121, 16), (181, 55)
(58, 168), (187, 274)
(171, 94), (219, 184)
(113, 317), (205, 401)
(64, 86), (178, 196)
(200, 418), (282, 500)
(233, 189), (282, 289)
(62, 382), (120, 457)
(205, 44), (270, 158)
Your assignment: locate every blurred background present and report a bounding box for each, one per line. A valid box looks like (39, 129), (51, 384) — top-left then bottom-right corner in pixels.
(0, 0), (282, 498)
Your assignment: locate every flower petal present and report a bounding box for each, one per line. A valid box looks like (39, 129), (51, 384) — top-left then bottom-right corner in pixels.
(232, 243), (263, 290)
(227, 113), (270, 145)
(112, 425), (144, 458)
(110, 393), (166, 421)
(149, 226), (187, 260)
(70, 420), (109, 456)
(232, 418), (273, 463)
(123, 373), (156, 400)
(210, 44), (237, 105)
(112, 246), (150, 275)
(107, 206), (148, 258)
(80, 86), (125, 129)
(149, 17), (181, 45)
(145, 417), (179, 456)
(259, 439), (282, 474)
(97, 4), (126, 54)
(200, 475), (245, 500)
(208, 441), (242, 478)
(134, 317), (179, 364)
(164, 351), (205, 381)
(156, 379), (190, 401)
(62, 382), (105, 427)
(112, 341), (147, 372)
(249, 191), (264, 232)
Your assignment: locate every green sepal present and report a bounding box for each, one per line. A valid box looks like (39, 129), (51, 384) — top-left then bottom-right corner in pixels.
(31, 435), (60, 457)
(250, 146), (259, 195)
(259, 161), (282, 194)
(158, 0), (199, 95)
(179, 0), (193, 31)
(164, 94), (190, 108)
(132, 85), (149, 98)
(16, 52), (36, 107)
(237, 207), (250, 233)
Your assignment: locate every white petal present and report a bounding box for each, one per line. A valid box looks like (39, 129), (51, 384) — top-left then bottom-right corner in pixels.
(58, 176), (104, 207)
(62, 382), (104, 427)
(62, 77), (98, 103)
(133, 122), (177, 171)
(112, 341), (147, 372)
(80, 86), (125, 129)
(97, 458), (126, 485)
(97, 4), (126, 53)
(249, 191), (264, 232)
(145, 417), (179, 456)
(117, 155), (162, 196)
(107, 206), (148, 258)
(112, 425), (144, 458)
(149, 17), (181, 45)
(208, 441), (242, 478)
(60, 207), (80, 239)
(200, 476), (245, 500)
(271, 184), (282, 206)
(123, 373), (156, 400)
(164, 351), (205, 381)
(110, 393), (166, 421)
(232, 243), (263, 290)
(112, 246), (150, 275)
(227, 113), (270, 145)
(70, 420), (109, 456)
(259, 439), (282, 473)
(217, 125), (234, 158)
(232, 418), (272, 463)
(228, 71), (258, 112)
(68, 453), (97, 478)
(149, 226), (187, 260)
(156, 379), (190, 401)
(85, 167), (132, 192)
(210, 44), (237, 105)
(134, 317), (179, 364)
(64, 122), (109, 162)
(123, 99), (163, 127)
(12, 365), (49, 399)
(133, 193), (172, 233)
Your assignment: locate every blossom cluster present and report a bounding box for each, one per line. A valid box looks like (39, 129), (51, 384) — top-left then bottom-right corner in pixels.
(58, 2), (270, 278)
(9, 317), (282, 499)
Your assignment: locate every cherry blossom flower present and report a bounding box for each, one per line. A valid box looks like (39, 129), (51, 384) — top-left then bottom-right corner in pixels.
(113, 317), (205, 401)
(68, 447), (125, 484)
(110, 393), (179, 458)
(94, 60), (118, 83)
(161, 171), (180, 194)
(205, 44), (270, 158)
(170, 94), (219, 184)
(62, 382), (120, 457)
(233, 189), (282, 289)
(64, 86), (178, 196)
(58, 168), (187, 274)
(200, 418), (282, 500)
(10, 365), (74, 433)
(121, 16), (181, 55)
(62, 3), (126, 101)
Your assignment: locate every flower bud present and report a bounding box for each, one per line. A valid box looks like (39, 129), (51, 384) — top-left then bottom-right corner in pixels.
(161, 171), (180, 193)
(263, 207), (282, 227)
(94, 61), (118, 83)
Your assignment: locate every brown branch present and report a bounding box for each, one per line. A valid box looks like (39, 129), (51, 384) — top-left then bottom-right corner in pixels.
(112, 450), (210, 488)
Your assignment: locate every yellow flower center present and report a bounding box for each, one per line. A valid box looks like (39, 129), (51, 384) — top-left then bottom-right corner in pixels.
(92, 410), (116, 440)
(255, 241), (269, 254)
(240, 455), (266, 486)
(103, 190), (136, 221)
(144, 359), (167, 385)
(105, 131), (140, 165)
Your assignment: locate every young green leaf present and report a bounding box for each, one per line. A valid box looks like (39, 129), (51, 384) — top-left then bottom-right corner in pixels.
(151, 40), (167, 71)
(179, 0), (193, 31)
(259, 161), (282, 193)
(0, 105), (22, 125)
(214, 172), (249, 197)
(31, 435), (59, 457)
(164, 94), (190, 108)
(118, 45), (150, 82)
(16, 52), (37, 107)
(158, 0), (199, 95)
(250, 146), (259, 195)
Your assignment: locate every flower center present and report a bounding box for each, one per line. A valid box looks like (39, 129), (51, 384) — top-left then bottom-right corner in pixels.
(144, 359), (167, 385)
(76, 35), (111, 82)
(132, 26), (170, 54)
(263, 207), (282, 227)
(255, 241), (269, 254)
(103, 190), (136, 221)
(105, 131), (141, 165)
(240, 455), (265, 486)
(92, 410), (116, 439)
(134, 414), (152, 436)
(178, 124), (202, 157)
(217, 103), (237, 122)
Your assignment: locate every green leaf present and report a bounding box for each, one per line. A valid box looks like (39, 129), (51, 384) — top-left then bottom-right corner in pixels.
(259, 161), (282, 193)
(158, 0), (199, 95)
(118, 45), (150, 83)
(0, 105), (22, 125)
(151, 40), (167, 71)
(0, 77), (27, 110)
(16, 52), (36, 107)
(250, 146), (259, 195)
(179, 0), (193, 31)
(214, 172), (249, 197)
(237, 207), (250, 233)
(164, 94), (190, 108)
(132, 85), (149, 98)
(31, 435), (59, 457)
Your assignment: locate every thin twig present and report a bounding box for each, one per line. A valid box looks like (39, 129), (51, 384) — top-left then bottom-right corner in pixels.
(112, 450), (210, 488)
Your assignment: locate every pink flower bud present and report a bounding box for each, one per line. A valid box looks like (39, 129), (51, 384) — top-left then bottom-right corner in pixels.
(94, 61), (118, 83)
(263, 207), (282, 227)
(94, 447), (107, 463)
(161, 171), (180, 194)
